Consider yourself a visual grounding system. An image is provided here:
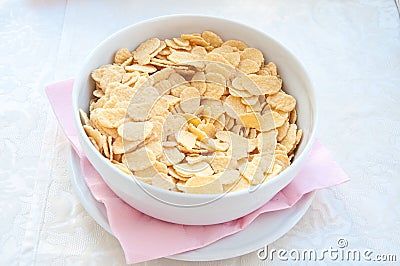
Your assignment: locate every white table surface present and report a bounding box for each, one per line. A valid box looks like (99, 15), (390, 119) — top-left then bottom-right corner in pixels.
(1, 0), (399, 265)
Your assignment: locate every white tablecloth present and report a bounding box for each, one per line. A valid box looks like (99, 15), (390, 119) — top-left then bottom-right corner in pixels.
(1, 0), (399, 265)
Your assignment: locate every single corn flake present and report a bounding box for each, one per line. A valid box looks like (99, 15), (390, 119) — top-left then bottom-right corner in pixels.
(275, 153), (290, 170)
(227, 132), (249, 159)
(114, 48), (132, 65)
(91, 108), (126, 128)
(186, 154), (205, 165)
(215, 141), (230, 152)
(277, 120), (290, 142)
(184, 176), (223, 194)
(183, 113), (202, 127)
(125, 146), (156, 171)
(150, 97), (170, 117)
(121, 72), (140, 86)
(104, 82), (136, 102)
(238, 113), (263, 130)
(202, 31), (223, 48)
(118, 121), (153, 142)
(221, 52), (240, 67)
(181, 33), (210, 47)
(93, 88), (105, 98)
(281, 124), (297, 152)
(257, 130), (277, 154)
(168, 167), (190, 181)
(152, 173), (176, 190)
(210, 155), (231, 173)
(204, 83), (225, 99)
(265, 164), (283, 180)
(264, 62), (278, 76)
(272, 110), (289, 128)
(217, 169), (241, 186)
(133, 38), (161, 65)
(241, 95), (259, 106)
(222, 40), (248, 51)
(240, 48), (264, 66)
(177, 130), (197, 150)
(205, 72), (226, 86)
(108, 136), (113, 161)
(162, 146), (185, 166)
(191, 46), (208, 58)
(212, 45), (235, 54)
(180, 86), (200, 113)
(165, 39), (191, 51)
(289, 129), (302, 154)
(113, 161), (132, 175)
(231, 75), (260, 95)
(289, 108), (297, 124)
(173, 37), (190, 47)
(197, 123), (217, 138)
(134, 161), (167, 177)
(237, 59), (260, 74)
(167, 51), (200, 64)
(150, 41), (167, 57)
(147, 120), (163, 142)
(79, 109), (91, 126)
(112, 137), (142, 154)
(200, 99), (224, 120)
(125, 64), (157, 73)
(188, 123), (208, 141)
(267, 91), (296, 112)
(91, 64), (125, 90)
(230, 177), (250, 192)
(224, 95), (247, 118)
(240, 161), (260, 183)
(83, 125), (106, 152)
(247, 74), (282, 95)
(204, 53), (231, 65)
(162, 114), (187, 138)
(173, 161), (214, 178)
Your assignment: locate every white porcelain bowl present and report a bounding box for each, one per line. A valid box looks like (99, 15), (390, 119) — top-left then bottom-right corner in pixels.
(72, 15), (318, 225)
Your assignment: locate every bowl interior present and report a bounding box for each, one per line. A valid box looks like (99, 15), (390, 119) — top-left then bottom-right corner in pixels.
(73, 15), (317, 198)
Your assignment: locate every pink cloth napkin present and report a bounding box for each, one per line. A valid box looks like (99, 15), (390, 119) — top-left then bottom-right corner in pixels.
(46, 79), (349, 264)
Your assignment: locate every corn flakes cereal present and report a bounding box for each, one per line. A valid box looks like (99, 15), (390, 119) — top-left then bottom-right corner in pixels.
(82, 30), (303, 194)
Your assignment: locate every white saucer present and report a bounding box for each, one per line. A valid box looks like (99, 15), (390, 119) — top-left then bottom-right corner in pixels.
(68, 147), (315, 261)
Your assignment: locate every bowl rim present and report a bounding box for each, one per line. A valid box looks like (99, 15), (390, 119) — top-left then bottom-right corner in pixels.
(72, 14), (319, 200)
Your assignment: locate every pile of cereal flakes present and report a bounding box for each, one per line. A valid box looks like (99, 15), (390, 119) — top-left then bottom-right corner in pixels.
(79, 31), (302, 194)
